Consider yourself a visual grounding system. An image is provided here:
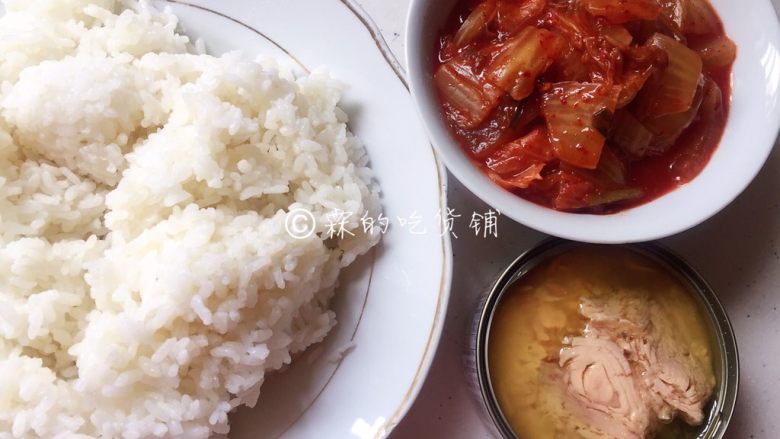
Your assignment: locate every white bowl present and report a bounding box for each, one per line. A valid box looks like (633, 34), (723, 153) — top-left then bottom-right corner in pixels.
(406, 0), (780, 244)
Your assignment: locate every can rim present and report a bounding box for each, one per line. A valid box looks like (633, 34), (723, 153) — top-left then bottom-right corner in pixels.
(474, 239), (740, 439)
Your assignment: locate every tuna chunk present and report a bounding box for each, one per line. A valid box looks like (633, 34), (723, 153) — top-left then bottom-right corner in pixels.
(558, 336), (651, 439)
(548, 290), (715, 438)
(580, 293), (651, 337)
(629, 320), (714, 425)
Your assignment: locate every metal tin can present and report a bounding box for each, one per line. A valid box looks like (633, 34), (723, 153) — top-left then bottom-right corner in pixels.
(472, 239), (739, 439)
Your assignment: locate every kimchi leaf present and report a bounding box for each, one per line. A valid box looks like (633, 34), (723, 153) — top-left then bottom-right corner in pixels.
(617, 65), (656, 108)
(635, 33), (703, 118)
(549, 170), (596, 211)
(659, 0), (722, 35)
(487, 127), (553, 176)
(609, 110), (654, 159)
(510, 95), (543, 131)
(434, 60), (503, 129)
(542, 82), (620, 170)
(495, 0), (547, 36)
(551, 43), (591, 82)
(453, 0), (497, 48)
(548, 6), (597, 45)
(680, 0), (722, 35)
(485, 27), (564, 101)
(582, 0), (661, 23)
(698, 77), (725, 122)
(644, 76), (704, 150)
(597, 146), (627, 185)
(488, 164), (546, 189)
(585, 188), (644, 208)
(667, 79), (725, 181)
(693, 35), (737, 69)
(601, 24), (634, 48)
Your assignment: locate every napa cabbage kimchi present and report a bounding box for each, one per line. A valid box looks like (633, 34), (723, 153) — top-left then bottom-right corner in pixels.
(435, 0), (735, 213)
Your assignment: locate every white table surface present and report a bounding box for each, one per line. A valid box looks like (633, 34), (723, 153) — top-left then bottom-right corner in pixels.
(354, 1), (780, 438)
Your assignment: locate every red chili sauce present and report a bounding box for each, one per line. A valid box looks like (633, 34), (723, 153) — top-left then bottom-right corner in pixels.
(434, 0), (734, 214)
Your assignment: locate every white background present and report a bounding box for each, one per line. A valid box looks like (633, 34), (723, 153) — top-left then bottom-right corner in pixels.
(355, 1), (780, 438)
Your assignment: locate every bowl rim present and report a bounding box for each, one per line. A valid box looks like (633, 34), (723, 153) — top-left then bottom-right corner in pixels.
(405, 0), (780, 244)
(473, 239), (740, 439)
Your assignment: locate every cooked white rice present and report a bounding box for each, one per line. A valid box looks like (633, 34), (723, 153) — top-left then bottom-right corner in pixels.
(0, 1), (381, 437)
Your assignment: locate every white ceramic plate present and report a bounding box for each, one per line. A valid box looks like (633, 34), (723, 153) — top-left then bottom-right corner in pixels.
(151, 1), (453, 437)
(406, 0), (780, 244)
(0, 0), (450, 435)
(0, 0), (449, 437)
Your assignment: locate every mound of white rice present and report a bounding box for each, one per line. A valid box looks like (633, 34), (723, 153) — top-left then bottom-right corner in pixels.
(0, 1), (381, 437)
